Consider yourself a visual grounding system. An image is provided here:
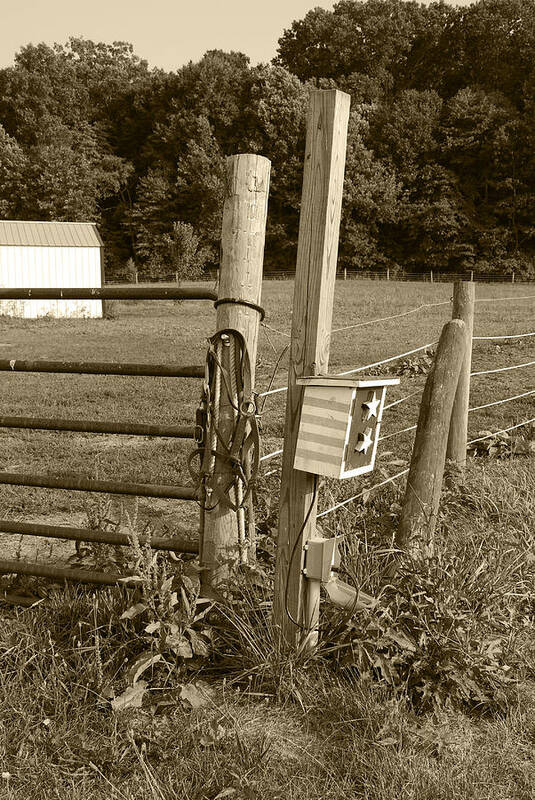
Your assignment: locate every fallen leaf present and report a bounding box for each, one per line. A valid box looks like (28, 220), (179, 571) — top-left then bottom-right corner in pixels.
(145, 621), (161, 634)
(180, 682), (210, 709)
(121, 604), (147, 620)
(110, 681), (147, 712)
(126, 652), (163, 685)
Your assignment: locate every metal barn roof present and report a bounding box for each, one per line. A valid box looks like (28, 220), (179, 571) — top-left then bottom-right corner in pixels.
(0, 221), (104, 248)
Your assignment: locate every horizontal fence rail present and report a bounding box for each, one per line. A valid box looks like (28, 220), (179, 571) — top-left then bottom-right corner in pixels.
(0, 359), (204, 378)
(0, 519), (199, 553)
(0, 286), (218, 301)
(0, 472), (198, 500)
(0, 415), (195, 438)
(0, 559), (135, 586)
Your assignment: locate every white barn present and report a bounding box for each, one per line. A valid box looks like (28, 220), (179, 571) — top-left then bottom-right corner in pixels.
(0, 220), (104, 318)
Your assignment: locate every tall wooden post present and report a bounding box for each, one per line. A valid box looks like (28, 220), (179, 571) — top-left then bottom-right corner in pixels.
(397, 320), (467, 553)
(446, 281), (475, 468)
(273, 90), (351, 644)
(201, 154), (270, 589)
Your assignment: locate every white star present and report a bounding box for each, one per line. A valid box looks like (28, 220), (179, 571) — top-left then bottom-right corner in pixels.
(354, 427), (373, 454)
(362, 391), (381, 420)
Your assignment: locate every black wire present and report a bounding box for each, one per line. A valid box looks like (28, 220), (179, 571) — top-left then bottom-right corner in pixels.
(284, 475), (318, 631)
(259, 344), (289, 414)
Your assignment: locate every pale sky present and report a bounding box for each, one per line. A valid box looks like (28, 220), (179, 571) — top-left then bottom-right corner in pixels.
(1, 0), (471, 72)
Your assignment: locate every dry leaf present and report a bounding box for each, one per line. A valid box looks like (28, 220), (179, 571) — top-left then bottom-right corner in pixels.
(180, 682), (210, 709)
(110, 681), (147, 712)
(126, 652), (163, 684)
(120, 603), (147, 620)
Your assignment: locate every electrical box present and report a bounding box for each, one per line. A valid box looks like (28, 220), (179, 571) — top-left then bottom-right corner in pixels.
(294, 375), (400, 479)
(303, 535), (343, 582)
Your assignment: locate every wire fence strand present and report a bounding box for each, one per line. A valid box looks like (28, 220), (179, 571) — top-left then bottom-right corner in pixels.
(259, 341), (437, 398)
(473, 331), (535, 341)
(471, 359), (535, 376)
(468, 417), (535, 444)
(475, 294), (535, 303)
(332, 301), (450, 334)
(379, 388), (535, 444)
(316, 416), (535, 520)
(317, 468), (409, 519)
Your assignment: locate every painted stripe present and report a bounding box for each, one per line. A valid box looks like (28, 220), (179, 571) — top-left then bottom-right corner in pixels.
(294, 447), (342, 467)
(294, 456), (340, 479)
(298, 429), (345, 449)
(301, 403), (349, 424)
(300, 412), (348, 432)
(302, 395), (349, 414)
(297, 434), (344, 457)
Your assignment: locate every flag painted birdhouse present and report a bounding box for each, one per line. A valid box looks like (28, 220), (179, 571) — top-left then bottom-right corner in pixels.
(294, 375), (400, 479)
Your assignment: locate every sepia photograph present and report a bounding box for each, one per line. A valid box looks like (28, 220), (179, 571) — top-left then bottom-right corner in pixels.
(0, 0), (534, 797)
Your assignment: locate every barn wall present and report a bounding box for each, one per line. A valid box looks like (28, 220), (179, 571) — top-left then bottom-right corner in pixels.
(0, 246), (103, 318)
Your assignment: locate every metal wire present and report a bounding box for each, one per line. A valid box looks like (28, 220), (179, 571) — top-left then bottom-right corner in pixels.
(468, 418), (535, 444)
(473, 331), (535, 340)
(259, 342), (436, 398)
(332, 301), (450, 333)
(316, 469), (409, 519)
(471, 359), (535, 376)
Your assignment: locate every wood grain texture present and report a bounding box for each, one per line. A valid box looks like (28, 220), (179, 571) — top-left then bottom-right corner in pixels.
(446, 281), (475, 467)
(397, 319), (467, 553)
(273, 89), (351, 644)
(201, 154), (270, 588)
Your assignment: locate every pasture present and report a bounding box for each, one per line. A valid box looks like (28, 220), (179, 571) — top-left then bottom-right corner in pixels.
(0, 278), (532, 545)
(0, 278), (533, 800)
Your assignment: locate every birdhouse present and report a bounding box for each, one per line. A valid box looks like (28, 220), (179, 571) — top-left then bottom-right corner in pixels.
(294, 375), (400, 479)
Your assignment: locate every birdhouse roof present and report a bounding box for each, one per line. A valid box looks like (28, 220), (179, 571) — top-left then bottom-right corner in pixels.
(297, 375), (400, 389)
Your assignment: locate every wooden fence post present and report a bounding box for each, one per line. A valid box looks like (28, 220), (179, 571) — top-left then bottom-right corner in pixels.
(397, 319), (467, 554)
(201, 154), (271, 589)
(273, 89), (351, 645)
(446, 281), (475, 468)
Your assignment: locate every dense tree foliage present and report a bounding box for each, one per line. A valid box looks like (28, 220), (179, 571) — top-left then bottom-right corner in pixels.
(1, 1), (535, 279)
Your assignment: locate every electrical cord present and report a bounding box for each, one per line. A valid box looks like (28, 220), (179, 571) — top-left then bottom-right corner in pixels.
(284, 475), (318, 631)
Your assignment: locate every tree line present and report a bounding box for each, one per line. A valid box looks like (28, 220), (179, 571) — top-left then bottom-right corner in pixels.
(1, 0), (535, 280)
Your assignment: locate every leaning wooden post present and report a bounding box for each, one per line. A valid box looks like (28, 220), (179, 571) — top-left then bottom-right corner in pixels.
(446, 281), (475, 468)
(201, 154), (271, 589)
(273, 89), (351, 645)
(397, 319), (467, 554)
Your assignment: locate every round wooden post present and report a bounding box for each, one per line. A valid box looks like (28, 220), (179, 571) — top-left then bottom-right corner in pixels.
(201, 154), (270, 589)
(446, 281), (475, 468)
(397, 319), (467, 553)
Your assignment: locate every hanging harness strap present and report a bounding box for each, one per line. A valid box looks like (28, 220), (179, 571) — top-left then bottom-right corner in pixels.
(190, 328), (261, 513)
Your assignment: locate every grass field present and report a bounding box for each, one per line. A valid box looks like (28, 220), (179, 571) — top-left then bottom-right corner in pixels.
(0, 279), (533, 799)
(0, 279), (532, 535)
